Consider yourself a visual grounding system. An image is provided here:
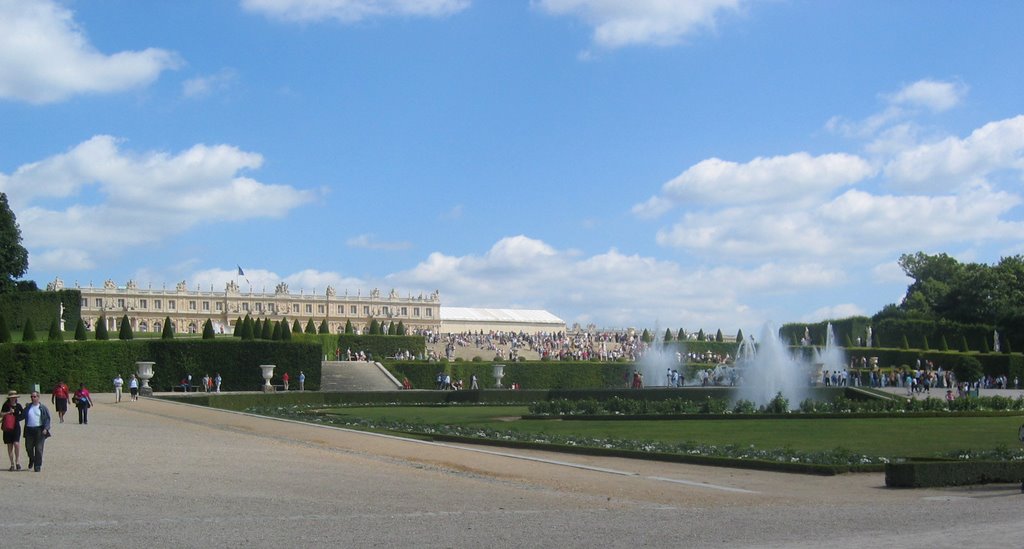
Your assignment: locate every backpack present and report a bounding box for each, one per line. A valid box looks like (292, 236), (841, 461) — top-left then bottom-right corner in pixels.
(2, 411), (15, 432)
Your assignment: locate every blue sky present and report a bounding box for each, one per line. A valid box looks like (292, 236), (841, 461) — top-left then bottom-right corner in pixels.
(2, 0), (1023, 335)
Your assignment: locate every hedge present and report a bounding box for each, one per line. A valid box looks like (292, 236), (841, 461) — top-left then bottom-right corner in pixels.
(382, 360), (631, 390)
(0, 289), (81, 333)
(0, 339), (321, 393)
(886, 460), (1024, 488)
(334, 335), (426, 361)
(846, 348), (1024, 380)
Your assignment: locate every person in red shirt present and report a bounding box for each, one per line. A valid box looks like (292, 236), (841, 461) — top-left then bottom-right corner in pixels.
(73, 383), (92, 425)
(51, 381), (70, 423)
(282, 372), (290, 391)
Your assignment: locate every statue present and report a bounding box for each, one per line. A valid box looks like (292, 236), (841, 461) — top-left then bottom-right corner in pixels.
(275, 282), (289, 295)
(59, 302), (65, 332)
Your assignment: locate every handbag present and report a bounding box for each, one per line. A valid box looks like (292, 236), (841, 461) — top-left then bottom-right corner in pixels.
(1, 412), (15, 432)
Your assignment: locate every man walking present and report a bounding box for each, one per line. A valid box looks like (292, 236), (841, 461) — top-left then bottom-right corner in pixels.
(113, 374), (124, 403)
(22, 391), (51, 472)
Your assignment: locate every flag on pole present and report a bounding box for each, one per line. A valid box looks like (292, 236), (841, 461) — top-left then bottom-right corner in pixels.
(237, 265), (245, 276)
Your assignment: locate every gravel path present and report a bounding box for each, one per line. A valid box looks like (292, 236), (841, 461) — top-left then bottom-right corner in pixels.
(3, 393), (1022, 548)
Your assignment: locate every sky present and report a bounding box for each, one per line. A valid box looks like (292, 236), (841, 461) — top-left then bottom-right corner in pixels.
(1, 0), (1023, 336)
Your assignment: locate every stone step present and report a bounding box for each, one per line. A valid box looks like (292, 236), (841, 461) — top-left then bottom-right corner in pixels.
(320, 361), (400, 392)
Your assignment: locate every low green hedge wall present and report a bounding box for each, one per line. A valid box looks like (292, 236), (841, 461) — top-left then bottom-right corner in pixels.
(335, 335), (426, 360)
(0, 339), (321, 392)
(383, 360), (630, 390)
(886, 460), (1024, 487)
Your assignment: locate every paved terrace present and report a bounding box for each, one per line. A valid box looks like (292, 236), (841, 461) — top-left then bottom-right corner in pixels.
(3, 392), (1023, 548)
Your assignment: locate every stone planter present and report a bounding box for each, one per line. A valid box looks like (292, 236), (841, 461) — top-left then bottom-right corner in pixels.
(136, 361), (155, 396)
(492, 364), (505, 389)
(260, 364), (276, 392)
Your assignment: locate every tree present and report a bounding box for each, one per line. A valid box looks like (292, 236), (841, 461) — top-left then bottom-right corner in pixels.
(281, 319), (292, 341)
(940, 335), (949, 351)
(0, 315), (10, 343)
(119, 314), (133, 340)
(48, 318), (63, 342)
(663, 328), (673, 343)
(292, 319), (302, 334)
(241, 315), (254, 340)
(319, 319), (329, 334)
(953, 355), (983, 383)
(233, 317), (243, 337)
(900, 334), (909, 349)
(344, 319), (354, 334)
(96, 316), (109, 340)
(74, 318), (87, 341)
(305, 318), (316, 334)
(922, 335), (930, 351)
(253, 318), (263, 339)
(261, 318), (273, 339)
(22, 318), (37, 341)
(271, 321), (282, 340)
(369, 319), (380, 335)
(161, 316), (174, 339)
(0, 193), (29, 294)
(677, 328), (686, 340)
(736, 329), (744, 344)
(388, 322), (397, 335)
(396, 321), (406, 336)
(203, 318), (215, 339)
(640, 329), (652, 343)
(697, 329), (705, 341)
(960, 335), (970, 353)
(715, 329), (724, 343)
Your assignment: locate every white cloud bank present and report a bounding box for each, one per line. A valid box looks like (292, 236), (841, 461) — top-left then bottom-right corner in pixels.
(535, 0), (744, 48)
(0, 0), (180, 104)
(241, 0), (470, 23)
(0, 136), (316, 270)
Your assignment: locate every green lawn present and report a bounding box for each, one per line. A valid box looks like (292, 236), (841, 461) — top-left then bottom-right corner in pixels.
(317, 405), (1024, 458)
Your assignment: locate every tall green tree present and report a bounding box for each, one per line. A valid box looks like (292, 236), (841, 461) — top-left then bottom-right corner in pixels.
(74, 318), (87, 341)
(318, 319), (329, 334)
(663, 328), (673, 342)
(261, 318), (273, 339)
(161, 316), (174, 339)
(202, 318), (215, 339)
(0, 193), (29, 294)
(736, 329), (744, 344)
(344, 319), (354, 334)
(119, 314), (133, 340)
(369, 319), (380, 335)
(640, 329), (652, 343)
(271, 321), (282, 340)
(292, 319), (302, 334)
(396, 321), (406, 336)
(96, 316), (109, 340)
(48, 318), (63, 341)
(241, 315), (254, 340)
(22, 317), (37, 341)
(715, 329), (724, 343)
(677, 328), (685, 341)
(281, 319), (292, 341)
(305, 318), (316, 334)
(253, 318), (263, 339)
(233, 316), (243, 337)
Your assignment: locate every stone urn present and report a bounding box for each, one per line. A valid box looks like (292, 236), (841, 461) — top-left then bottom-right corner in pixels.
(136, 361), (155, 396)
(492, 364), (505, 389)
(260, 364), (276, 392)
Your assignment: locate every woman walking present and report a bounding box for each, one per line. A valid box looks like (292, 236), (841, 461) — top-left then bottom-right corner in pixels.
(73, 383), (92, 425)
(1, 391), (24, 470)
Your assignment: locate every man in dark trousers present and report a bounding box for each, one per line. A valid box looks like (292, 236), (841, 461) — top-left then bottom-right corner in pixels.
(22, 391), (51, 472)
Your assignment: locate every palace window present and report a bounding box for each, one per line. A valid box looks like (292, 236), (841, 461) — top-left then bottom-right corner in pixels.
(155, 299), (162, 310)
(215, 302), (222, 311)
(413, 307), (420, 317)
(401, 307), (407, 316)
(189, 300), (197, 311)
(95, 298), (103, 307)
(169, 301), (176, 310)
(318, 305), (325, 314)
(140, 299), (147, 309)
(426, 308), (432, 317)
(363, 306), (369, 315)
(242, 303), (249, 311)
(305, 304), (312, 314)
(202, 301), (210, 311)
(350, 305), (357, 315)
(118, 298), (125, 308)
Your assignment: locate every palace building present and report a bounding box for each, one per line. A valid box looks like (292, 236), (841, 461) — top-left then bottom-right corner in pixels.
(55, 278), (441, 336)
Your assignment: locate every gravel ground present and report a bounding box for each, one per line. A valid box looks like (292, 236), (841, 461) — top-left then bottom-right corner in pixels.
(2, 393), (1022, 548)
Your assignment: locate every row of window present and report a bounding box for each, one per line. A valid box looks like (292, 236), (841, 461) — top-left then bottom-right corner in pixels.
(84, 298), (433, 317)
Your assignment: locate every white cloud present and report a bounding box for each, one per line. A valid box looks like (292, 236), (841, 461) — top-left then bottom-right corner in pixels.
(638, 152), (874, 216)
(801, 303), (865, 324)
(346, 234), (413, 250)
(183, 69), (238, 99)
(0, 0), (180, 104)
(884, 115), (1024, 190)
(385, 235), (843, 329)
(827, 79), (968, 139)
(887, 79), (967, 113)
(241, 0), (470, 23)
(536, 0), (744, 48)
(0, 136), (316, 270)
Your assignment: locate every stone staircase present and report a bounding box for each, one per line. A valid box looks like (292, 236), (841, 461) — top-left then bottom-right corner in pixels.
(319, 361), (401, 392)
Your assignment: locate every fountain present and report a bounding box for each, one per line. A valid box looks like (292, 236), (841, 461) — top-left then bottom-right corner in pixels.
(733, 323), (814, 409)
(813, 323), (848, 385)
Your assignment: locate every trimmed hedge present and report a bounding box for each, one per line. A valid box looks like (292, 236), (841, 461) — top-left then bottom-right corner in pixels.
(0, 289), (81, 333)
(0, 339), (321, 393)
(886, 460), (1024, 488)
(335, 335), (426, 361)
(846, 348), (1024, 379)
(383, 360), (631, 390)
